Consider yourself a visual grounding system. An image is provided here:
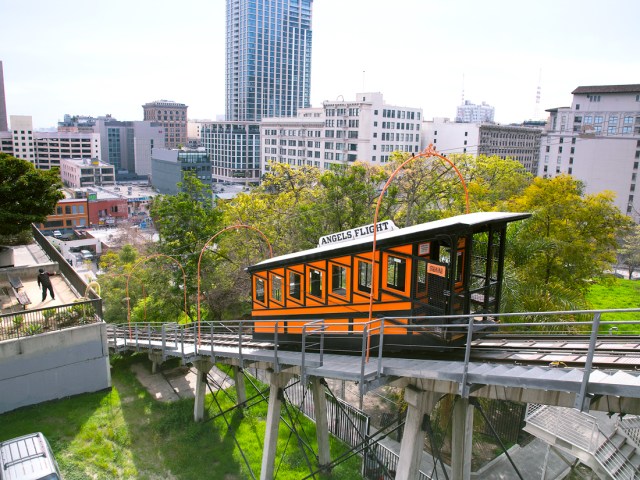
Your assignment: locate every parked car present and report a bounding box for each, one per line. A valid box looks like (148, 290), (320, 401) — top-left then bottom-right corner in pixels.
(80, 250), (94, 260)
(0, 432), (62, 479)
(52, 231), (62, 238)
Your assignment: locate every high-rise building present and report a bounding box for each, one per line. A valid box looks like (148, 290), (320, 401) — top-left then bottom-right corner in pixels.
(0, 61), (8, 132)
(204, 0), (313, 184)
(226, 0), (313, 122)
(538, 84), (640, 221)
(142, 100), (188, 149)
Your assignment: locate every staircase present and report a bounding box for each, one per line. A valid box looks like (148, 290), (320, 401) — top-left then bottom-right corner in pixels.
(525, 404), (640, 479)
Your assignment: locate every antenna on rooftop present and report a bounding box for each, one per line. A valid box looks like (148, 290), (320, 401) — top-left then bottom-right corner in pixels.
(534, 68), (542, 120)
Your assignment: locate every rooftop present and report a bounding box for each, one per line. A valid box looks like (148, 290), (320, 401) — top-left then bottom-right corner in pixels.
(572, 84), (640, 95)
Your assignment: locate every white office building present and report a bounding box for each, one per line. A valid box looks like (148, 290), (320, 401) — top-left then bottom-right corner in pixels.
(538, 84), (640, 221)
(456, 101), (495, 123)
(0, 116), (100, 170)
(260, 92), (422, 174)
(422, 118), (542, 175)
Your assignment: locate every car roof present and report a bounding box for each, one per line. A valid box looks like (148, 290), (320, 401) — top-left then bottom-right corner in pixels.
(0, 432), (59, 480)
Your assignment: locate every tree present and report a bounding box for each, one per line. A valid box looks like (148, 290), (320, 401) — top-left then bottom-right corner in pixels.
(318, 162), (389, 231)
(618, 225), (640, 278)
(456, 154), (532, 212)
(505, 175), (633, 312)
(0, 153), (64, 236)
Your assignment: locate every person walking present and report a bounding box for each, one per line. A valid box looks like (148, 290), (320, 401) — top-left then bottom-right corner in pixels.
(37, 268), (55, 301)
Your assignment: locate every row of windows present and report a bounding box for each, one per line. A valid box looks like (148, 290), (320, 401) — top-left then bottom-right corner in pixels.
(580, 115), (638, 125)
(382, 109), (420, 120)
(55, 205), (86, 215)
(255, 259), (376, 305)
(325, 108), (360, 117)
(255, 246), (463, 307)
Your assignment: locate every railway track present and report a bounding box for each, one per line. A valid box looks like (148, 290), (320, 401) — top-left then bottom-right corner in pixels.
(470, 335), (640, 368)
(109, 325), (640, 370)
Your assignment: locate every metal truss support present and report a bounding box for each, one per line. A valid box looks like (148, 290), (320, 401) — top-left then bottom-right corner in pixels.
(395, 384), (441, 480)
(193, 358), (214, 422)
(310, 377), (331, 471)
(233, 366), (247, 408)
(451, 397), (474, 480)
(260, 370), (293, 480)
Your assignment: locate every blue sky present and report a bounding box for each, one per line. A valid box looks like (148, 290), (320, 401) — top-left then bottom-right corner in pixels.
(1, 0), (639, 129)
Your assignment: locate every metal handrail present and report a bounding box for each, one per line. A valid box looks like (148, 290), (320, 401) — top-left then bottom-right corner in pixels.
(106, 308), (640, 410)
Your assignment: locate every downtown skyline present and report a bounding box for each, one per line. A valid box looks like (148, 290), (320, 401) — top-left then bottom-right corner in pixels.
(1, 0), (639, 129)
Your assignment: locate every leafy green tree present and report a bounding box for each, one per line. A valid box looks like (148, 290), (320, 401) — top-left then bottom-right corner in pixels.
(150, 172), (223, 294)
(0, 153), (64, 236)
(618, 225), (640, 278)
(318, 162), (389, 231)
(387, 151), (467, 226)
(505, 175), (633, 312)
(456, 154), (532, 212)
(97, 248), (140, 323)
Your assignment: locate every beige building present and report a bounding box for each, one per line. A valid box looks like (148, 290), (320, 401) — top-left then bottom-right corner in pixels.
(60, 158), (115, 188)
(142, 100), (188, 149)
(539, 84), (640, 221)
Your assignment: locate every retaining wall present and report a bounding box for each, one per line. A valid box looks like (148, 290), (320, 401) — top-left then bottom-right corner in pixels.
(0, 322), (111, 413)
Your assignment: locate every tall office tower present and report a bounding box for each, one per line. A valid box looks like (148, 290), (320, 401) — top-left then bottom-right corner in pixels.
(142, 100), (188, 149)
(0, 61), (8, 132)
(226, 0), (313, 121)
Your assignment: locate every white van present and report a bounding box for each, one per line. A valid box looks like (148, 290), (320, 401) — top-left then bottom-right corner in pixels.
(80, 250), (94, 260)
(0, 432), (62, 479)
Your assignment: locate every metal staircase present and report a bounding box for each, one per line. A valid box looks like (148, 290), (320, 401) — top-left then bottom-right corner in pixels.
(524, 404), (640, 479)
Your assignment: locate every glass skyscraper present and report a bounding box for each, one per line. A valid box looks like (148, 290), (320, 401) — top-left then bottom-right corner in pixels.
(225, 0), (313, 121)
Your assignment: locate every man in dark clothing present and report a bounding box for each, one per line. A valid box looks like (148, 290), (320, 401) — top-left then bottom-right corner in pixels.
(37, 268), (55, 301)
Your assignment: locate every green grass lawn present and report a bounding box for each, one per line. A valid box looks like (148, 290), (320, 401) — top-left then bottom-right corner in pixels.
(586, 278), (640, 334)
(0, 354), (362, 479)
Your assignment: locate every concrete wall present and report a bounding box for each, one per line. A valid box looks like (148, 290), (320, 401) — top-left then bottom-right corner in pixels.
(0, 322), (111, 414)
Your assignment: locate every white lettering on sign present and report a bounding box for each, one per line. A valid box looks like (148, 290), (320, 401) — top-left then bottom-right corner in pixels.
(318, 220), (397, 247)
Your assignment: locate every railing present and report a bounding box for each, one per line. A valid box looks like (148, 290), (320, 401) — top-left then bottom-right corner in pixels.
(298, 308), (640, 410)
(619, 415), (640, 446)
(31, 225), (102, 317)
(525, 403), (601, 453)
(0, 299), (102, 341)
(107, 308), (640, 412)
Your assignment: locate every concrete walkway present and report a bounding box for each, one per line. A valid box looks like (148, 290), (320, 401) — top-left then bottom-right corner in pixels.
(132, 363), (235, 403)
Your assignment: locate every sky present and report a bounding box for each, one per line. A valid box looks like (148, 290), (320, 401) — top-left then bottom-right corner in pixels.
(1, 0), (639, 130)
